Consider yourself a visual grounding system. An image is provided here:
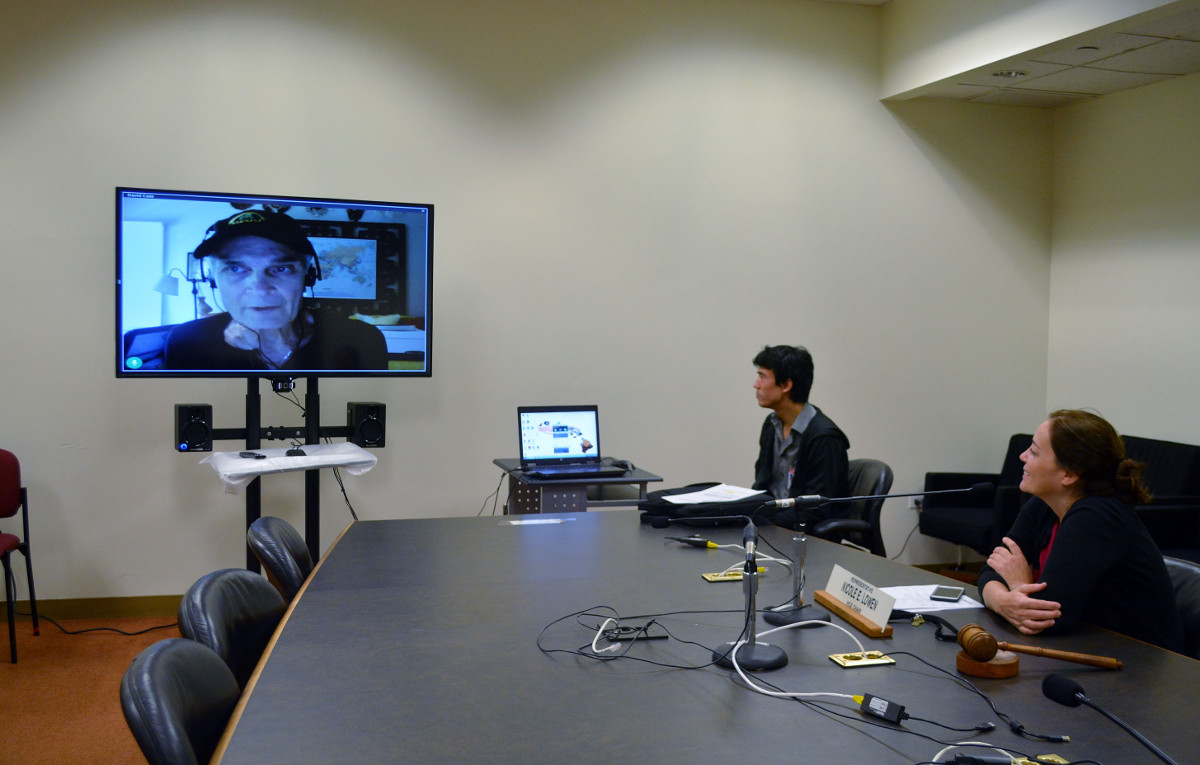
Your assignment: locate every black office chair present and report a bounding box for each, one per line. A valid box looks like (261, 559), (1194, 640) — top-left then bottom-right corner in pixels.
(177, 568), (286, 689)
(1163, 556), (1200, 660)
(810, 458), (894, 556)
(918, 434), (1032, 556)
(246, 516), (314, 603)
(1, 448), (38, 663)
(120, 637), (240, 765)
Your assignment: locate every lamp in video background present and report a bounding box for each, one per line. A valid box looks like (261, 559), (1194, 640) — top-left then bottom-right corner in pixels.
(153, 266), (212, 319)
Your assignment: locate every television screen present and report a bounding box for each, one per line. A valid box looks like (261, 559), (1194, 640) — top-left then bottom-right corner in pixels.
(116, 187), (432, 378)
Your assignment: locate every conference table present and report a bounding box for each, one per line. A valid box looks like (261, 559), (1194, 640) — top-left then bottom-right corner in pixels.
(215, 511), (1195, 764)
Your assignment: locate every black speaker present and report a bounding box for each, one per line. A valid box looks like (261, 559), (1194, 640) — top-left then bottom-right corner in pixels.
(347, 402), (385, 448)
(175, 404), (213, 452)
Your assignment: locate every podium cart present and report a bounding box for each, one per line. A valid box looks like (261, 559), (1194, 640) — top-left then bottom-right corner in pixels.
(492, 458), (662, 514)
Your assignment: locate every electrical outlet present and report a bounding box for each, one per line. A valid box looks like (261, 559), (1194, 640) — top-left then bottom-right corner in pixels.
(908, 496), (922, 510)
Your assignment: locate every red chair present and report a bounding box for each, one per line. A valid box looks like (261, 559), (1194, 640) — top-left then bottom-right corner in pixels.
(1, 449), (38, 662)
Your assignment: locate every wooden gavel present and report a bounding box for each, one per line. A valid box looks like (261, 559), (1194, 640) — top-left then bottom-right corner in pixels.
(958, 623), (1123, 671)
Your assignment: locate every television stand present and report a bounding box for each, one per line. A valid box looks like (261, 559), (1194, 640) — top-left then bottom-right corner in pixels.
(202, 376), (363, 569)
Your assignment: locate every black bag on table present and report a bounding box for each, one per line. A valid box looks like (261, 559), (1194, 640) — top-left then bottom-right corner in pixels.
(638, 482), (774, 528)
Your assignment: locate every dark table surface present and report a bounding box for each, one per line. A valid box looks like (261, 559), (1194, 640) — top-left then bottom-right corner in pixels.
(216, 510), (1194, 764)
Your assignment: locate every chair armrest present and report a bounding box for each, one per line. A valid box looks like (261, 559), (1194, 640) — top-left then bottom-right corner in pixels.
(1136, 495), (1200, 513)
(1135, 499), (1200, 553)
(810, 518), (870, 541)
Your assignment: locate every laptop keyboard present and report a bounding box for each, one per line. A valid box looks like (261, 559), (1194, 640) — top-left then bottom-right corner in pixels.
(524, 465), (626, 479)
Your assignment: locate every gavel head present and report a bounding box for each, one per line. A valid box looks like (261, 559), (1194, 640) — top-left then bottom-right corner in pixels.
(958, 623), (999, 662)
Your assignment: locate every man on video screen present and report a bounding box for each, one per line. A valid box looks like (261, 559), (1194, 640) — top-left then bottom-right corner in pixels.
(163, 209), (387, 371)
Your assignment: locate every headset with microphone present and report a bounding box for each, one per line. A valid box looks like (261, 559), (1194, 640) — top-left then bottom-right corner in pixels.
(192, 208), (322, 292)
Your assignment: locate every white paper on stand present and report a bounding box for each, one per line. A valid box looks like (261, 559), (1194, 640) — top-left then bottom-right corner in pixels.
(202, 442), (378, 494)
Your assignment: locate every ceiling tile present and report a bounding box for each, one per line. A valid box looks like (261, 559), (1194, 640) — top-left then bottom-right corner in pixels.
(1124, 6), (1200, 39)
(1092, 38), (1200, 74)
(971, 89), (1094, 107)
(919, 83), (997, 99)
(1011, 66), (1174, 94)
(891, 3), (1200, 108)
(1032, 33), (1157, 66)
(952, 59), (1069, 88)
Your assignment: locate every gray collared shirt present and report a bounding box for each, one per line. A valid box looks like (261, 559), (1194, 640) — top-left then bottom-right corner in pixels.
(766, 404), (817, 499)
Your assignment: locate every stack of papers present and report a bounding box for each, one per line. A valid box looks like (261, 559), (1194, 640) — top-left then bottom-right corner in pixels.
(663, 484), (762, 504)
(880, 584), (982, 612)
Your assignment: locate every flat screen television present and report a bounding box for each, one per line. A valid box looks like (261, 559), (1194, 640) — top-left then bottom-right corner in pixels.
(116, 187), (433, 378)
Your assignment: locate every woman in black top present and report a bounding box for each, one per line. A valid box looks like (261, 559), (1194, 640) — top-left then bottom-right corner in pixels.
(977, 409), (1183, 652)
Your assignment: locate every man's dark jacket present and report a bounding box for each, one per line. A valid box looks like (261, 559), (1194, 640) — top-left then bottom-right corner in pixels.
(753, 406), (849, 529)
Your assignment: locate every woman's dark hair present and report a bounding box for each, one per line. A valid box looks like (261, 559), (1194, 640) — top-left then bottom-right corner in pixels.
(1046, 409), (1152, 505)
(752, 345), (813, 403)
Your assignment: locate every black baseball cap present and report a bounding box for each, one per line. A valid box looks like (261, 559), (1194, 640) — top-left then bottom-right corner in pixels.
(192, 209), (316, 259)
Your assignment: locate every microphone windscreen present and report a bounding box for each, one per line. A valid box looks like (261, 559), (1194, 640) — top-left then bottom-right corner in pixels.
(1042, 673), (1085, 707)
(970, 482), (996, 498)
(649, 515), (672, 529)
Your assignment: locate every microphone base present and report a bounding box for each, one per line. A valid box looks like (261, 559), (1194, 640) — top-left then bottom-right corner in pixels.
(713, 641), (788, 671)
(763, 604), (830, 627)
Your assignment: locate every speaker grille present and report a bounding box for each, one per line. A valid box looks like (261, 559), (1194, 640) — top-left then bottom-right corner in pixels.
(347, 402), (385, 448)
(175, 404), (213, 452)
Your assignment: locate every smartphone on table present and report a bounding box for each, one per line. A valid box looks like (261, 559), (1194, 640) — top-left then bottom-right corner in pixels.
(930, 585), (965, 602)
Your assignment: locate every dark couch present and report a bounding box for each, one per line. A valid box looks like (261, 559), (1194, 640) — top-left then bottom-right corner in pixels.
(918, 434), (1032, 557)
(919, 433), (1200, 562)
(1126, 435), (1200, 562)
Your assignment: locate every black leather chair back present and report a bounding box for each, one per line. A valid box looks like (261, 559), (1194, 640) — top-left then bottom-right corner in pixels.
(1124, 436), (1200, 497)
(844, 458), (894, 556)
(1164, 556), (1200, 660)
(120, 637), (240, 765)
(997, 434), (1033, 487)
(247, 516), (314, 602)
(178, 568), (285, 689)
(810, 458), (894, 556)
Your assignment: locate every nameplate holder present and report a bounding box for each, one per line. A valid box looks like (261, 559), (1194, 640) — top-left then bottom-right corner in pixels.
(813, 564), (895, 638)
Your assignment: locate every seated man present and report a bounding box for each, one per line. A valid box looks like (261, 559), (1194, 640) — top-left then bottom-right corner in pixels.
(751, 345), (850, 529)
(164, 208), (387, 371)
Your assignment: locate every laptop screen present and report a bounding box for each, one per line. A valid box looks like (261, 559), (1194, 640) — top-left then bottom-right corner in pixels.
(518, 405), (603, 467)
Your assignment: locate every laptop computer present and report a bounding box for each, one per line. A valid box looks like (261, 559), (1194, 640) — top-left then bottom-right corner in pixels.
(518, 405), (627, 479)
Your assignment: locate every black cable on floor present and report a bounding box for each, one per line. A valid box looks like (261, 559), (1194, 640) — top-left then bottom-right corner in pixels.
(18, 610), (177, 636)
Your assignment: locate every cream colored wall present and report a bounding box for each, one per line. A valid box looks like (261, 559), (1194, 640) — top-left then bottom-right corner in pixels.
(1048, 71), (1200, 442)
(0, 0), (1054, 600)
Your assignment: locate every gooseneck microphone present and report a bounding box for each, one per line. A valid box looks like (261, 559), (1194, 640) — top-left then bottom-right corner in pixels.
(742, 518), (756, 566)
(1041, 674), (1178, 765)
(765, 481), (995, 509)
(712, 519), (788, 672)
